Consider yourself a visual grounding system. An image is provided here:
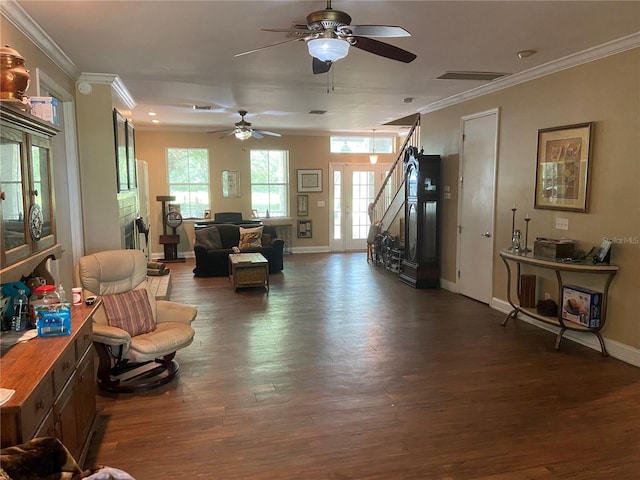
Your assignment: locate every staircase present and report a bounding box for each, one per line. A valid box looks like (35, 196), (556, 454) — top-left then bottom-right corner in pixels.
(369, 115), (421, 234)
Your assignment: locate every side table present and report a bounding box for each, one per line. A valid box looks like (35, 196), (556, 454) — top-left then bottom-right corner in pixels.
(229, 253), (269, 292)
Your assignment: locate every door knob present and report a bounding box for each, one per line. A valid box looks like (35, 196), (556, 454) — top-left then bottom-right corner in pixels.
(482, 232), (492, 238)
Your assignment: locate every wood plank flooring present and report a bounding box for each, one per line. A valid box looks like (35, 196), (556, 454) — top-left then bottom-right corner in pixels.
(85, 253), (640, 479)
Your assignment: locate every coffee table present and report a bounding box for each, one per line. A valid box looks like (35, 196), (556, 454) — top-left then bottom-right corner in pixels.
(228, 253), (269, 292)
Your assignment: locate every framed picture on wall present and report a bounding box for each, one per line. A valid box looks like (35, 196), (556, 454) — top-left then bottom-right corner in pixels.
(297, 169), (322, 192)
(222, 170), (240, 198)
(298, 220), (312, 238)
(534, 122), (593, 212)
(297, 195), (309, 216)
(126, 119), (137, 190)
(113, 109), (128, 193)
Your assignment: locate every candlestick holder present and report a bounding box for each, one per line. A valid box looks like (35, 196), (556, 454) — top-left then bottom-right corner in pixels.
(511, 207), (517, 244)
(522, 217), (531, 253)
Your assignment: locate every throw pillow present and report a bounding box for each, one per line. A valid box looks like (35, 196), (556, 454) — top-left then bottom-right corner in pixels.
(102, 289), (156, 336)
(239, 226), (263, 250)
(195, 226), (222, 250)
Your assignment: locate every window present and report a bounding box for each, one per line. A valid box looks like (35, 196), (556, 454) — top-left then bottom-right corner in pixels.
(250, 150), (289, 217)
(330, 136), (395, 154)
(166, 148), (209, 218)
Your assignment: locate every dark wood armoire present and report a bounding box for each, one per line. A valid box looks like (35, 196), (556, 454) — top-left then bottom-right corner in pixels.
(399, 149), (441, 288)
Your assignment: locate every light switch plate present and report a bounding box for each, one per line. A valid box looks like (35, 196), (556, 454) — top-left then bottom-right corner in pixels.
(555, 218), (569, 230)
(317, 201), (325, 207)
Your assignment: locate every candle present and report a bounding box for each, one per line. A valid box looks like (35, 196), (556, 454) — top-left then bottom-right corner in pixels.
(512, 202), (517, 210)
(525, 212), (530, 220)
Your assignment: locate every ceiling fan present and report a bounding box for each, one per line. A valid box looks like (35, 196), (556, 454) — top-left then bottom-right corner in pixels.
(235, 0), (417, 74)
(207, 111), (282, 140)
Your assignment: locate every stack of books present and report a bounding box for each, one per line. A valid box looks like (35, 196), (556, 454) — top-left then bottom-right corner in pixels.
(147, 262), (169, 276)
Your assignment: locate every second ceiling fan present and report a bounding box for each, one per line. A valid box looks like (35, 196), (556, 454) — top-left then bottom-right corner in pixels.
(207, 111), (282, 140)
(235, 0), (417, 74)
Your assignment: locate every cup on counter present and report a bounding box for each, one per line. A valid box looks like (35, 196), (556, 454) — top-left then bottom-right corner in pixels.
(71, 287), (83, 306)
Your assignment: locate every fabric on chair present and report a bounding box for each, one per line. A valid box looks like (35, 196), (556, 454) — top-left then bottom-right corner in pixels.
(194, 226), (222, 250)
(239, 226), (263, 249)
(261, 233), (272, 246)
(102, 289), (156, 336)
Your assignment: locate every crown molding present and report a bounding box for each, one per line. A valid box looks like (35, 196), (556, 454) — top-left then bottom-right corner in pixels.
(421, 32), (640, 114)
(1, 0), (80, 79)
(77, 73), (136, 110)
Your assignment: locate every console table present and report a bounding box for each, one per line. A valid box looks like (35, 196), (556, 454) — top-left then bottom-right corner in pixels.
(0, 303), (100, 465)
(499, 248), (618, 356)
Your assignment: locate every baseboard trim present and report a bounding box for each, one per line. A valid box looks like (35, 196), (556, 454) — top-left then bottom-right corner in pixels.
(439, 278), (457, 293)
(491, 298), (640, 367)
(291, 246), (332, 254)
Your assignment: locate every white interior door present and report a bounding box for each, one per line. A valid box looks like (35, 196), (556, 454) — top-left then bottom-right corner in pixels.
(330, 164), (389, 252)
(457, 109), (499, 304)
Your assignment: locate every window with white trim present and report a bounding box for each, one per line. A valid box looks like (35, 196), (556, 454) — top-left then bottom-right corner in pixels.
(166, 148), (210, 218)
(250, 150), (289, 217)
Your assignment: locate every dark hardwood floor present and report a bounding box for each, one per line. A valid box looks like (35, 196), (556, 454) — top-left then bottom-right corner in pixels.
(86, 253), (640, 479)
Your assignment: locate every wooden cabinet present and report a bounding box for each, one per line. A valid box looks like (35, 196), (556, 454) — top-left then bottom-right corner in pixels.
(1, 102), (59, 269)
(399, 149), (442, 288)
(1, 303), (99, 465)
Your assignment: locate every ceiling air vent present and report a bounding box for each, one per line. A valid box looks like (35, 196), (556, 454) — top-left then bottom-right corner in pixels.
(436, 71), (509, 81)
(193, 105), (215, 110)
(308, 110), (327, 115)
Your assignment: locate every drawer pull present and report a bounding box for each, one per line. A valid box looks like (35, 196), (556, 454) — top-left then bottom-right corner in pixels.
(63, 361), (72, 370)
(35, 400), (45, 410)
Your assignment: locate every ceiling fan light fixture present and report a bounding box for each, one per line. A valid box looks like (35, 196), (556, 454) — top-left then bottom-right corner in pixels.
(307, 37), (350, 63)
(369, 128), (378, 164)
(369, 154), (378, 165)
(235, 129), (252, 141)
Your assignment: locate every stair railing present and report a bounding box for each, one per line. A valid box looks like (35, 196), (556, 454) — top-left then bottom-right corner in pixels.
(370, 115), (421, 226)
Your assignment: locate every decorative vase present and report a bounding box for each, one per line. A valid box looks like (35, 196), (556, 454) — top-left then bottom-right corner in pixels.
(0, 45), (30, 100)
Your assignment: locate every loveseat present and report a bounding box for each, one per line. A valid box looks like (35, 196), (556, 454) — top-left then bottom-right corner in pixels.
(193, 223), (284, 277)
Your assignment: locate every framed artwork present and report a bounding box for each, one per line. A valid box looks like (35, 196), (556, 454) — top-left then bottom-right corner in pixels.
(297, 169), (322, 192)
(222, 170), (240, 197)
(113, 109), (128, 192)
(126, 120), (137, 190)
(297, 195), (309, 216)
(203, 209), (212, 219)
(298, 220), (312, 238)
(534, 122), (593, 212)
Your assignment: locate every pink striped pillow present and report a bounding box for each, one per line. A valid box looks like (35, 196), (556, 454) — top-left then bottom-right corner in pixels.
(102, 289), (155, 336)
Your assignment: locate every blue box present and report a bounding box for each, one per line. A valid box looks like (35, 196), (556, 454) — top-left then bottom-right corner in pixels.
(562, 285), (602, 328)
(35, 303), (71, 337)
(29, 96), (59, 126)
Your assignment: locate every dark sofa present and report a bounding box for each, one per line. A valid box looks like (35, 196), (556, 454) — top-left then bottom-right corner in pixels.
(193, 223), (284, 277)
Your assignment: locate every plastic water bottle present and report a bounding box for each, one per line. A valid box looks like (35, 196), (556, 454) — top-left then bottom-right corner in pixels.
(12, 289), (28, 332)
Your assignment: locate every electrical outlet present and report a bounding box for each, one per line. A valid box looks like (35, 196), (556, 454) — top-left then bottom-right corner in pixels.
(544, 292), (551, 300)
(555, 218), (569, 230)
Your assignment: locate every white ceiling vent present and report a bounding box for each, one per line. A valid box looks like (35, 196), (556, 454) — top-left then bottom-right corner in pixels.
(436, 71), (509, 81)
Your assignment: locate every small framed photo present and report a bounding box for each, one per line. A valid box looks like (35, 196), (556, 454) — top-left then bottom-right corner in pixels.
(222, 170), (240, 198)
(168, 204), (181, 214)
(297, 195), (309, 216)
(203, 209), (212, 219)
(298, 220), (312, 238)
(297, 169), (322, 192)
(535, 122), (593, 212)
(251, 209), (259, 218)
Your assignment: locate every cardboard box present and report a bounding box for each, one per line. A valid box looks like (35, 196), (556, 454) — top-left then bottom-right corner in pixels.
(533, 239), (575, 259)
(30, 96), (59, 125)
(561, 285), (602, 328)
(35, 303), (71, 337)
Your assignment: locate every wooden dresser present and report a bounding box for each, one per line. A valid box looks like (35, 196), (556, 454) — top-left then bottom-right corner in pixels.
(1, 303), (99, 465)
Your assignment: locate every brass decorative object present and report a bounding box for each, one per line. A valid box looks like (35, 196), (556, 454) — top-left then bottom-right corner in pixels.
(0, 45), (30, 100)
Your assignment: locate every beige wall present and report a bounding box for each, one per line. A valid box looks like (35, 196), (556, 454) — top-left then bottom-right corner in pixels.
(135, 130), (395, 255)
(421, 49), (640, 348)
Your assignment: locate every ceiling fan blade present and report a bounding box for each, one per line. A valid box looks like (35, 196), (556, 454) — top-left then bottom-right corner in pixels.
(338, 25), (411, 37)
(207, 129), (233, 135)
(351, 36), (416, 63)
(255, 130), (282, 137)
(251, 131), (264, 139)
(312, 57), (332, 74)
(235, 37), (302, 57)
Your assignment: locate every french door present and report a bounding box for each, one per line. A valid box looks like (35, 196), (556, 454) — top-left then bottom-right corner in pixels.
(329, 163), (390, 252)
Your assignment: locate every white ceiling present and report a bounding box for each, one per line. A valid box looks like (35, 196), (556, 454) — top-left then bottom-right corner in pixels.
(9, 0), (640, 136)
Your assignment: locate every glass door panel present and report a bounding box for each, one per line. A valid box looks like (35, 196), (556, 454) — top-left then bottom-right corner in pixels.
(1, 129), (28, 264)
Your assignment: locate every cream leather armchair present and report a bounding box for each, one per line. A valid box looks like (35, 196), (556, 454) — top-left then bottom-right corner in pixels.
(73, 249), (196, 392)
